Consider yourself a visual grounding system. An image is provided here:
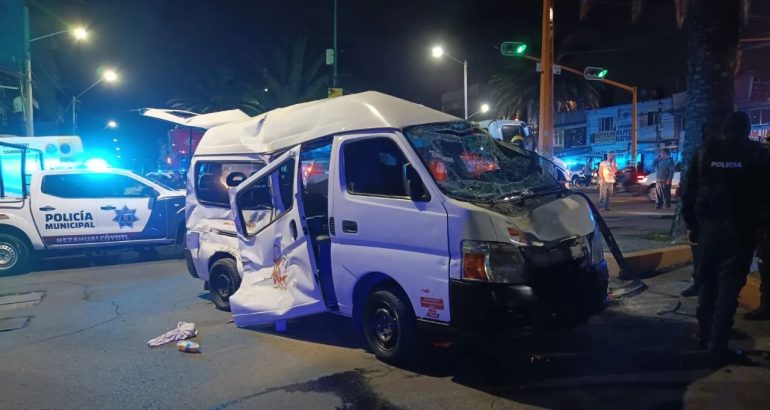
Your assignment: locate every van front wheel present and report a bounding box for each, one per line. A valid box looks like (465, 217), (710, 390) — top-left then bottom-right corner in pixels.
(363, 288), (417, 364)
(209, 258), (241, 311)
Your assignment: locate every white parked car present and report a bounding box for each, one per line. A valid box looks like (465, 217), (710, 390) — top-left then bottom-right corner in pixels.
(638, 171), (681, 203)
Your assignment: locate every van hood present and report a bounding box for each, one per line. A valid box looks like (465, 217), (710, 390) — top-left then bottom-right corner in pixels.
(476, 193), (595, 245)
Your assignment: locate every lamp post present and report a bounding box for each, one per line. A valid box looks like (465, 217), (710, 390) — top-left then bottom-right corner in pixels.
(72, 69), (119, 135)
(22, 4), (88, 136)
(467, 103), (490, 120)
(432, 46), (468, 119)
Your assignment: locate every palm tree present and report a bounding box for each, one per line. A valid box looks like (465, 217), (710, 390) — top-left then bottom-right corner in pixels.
(580, 0), (749, 236)
(169, 38), (328, 116)
(489, 54), (603, 121)
(240, 37), (328, 111)
(168, 68), (262, 114)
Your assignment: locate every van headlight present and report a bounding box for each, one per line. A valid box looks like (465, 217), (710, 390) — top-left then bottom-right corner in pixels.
(462, 240), (527, 284)
(590, 230), (604, 266)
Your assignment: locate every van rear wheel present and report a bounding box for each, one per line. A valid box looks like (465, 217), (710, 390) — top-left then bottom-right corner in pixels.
(0, 234), (30, 276)
(209, 258), (241, 311)
(362, 288), (418, 364)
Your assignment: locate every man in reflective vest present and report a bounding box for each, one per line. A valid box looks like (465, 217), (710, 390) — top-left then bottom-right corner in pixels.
(597, 152), (617, 211)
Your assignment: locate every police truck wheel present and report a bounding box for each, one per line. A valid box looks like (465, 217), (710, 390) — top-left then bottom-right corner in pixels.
(209, 258), (241, 311)
(362, 288), (418, 364)
(0, 234), (30, 275)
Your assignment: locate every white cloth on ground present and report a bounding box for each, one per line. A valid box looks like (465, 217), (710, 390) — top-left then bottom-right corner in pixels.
(147, 322), (198, 347)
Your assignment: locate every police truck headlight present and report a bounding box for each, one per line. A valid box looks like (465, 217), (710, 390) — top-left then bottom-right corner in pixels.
(590, 230), (604, 266)
(462, 240), (528, 284)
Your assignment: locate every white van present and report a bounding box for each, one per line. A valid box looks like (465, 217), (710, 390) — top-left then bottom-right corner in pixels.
(153, 92), (608, 362)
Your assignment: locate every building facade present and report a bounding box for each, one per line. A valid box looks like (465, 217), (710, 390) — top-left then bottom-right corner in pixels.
(553, 93), (685, 171)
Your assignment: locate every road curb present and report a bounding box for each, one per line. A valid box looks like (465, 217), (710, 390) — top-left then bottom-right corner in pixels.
(605, 246), (762, 309)
(604, 245), (693, 278)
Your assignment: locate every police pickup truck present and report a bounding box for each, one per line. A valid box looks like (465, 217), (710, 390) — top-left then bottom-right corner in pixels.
(0, 167), (186, 274)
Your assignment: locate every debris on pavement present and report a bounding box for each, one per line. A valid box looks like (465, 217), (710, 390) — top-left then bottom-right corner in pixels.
(147, 322), (197, 347)
(657, 301), (683, 315)
(608, 278), (647, 299)
(177, 340), (201, 353)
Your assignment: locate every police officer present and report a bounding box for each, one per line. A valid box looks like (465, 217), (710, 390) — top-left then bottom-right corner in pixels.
(682, 112), (770, 364)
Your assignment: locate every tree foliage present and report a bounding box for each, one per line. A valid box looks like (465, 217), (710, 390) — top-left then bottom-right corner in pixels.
(169, 38), (327, 116)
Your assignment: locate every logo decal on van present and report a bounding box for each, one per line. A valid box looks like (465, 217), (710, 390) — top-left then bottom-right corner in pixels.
(420, 297), (444, 310)
(271, 242), (289, 290)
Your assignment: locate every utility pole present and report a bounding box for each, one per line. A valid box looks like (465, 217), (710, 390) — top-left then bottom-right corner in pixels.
(463, 60), (468, 119)
(22, 5), (34, 136)
(655, 99), (662, 150)
(332, 0), (338, 88)
(72, 96), (77, 135)
(538, 0), (554, 157)
(522, 54), (639, 165)
(632, 86), (638, 165)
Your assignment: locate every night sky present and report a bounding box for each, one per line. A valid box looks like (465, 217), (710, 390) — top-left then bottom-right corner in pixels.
(16, 0), (770, 168)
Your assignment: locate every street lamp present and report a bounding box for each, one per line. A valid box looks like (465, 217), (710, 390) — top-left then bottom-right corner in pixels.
(71, 69), (119, 135)
(468, 103), (490, 119)
(72, 27), (89, 41)
(431, 45), (469, 119)
(22, 3), (89, 136)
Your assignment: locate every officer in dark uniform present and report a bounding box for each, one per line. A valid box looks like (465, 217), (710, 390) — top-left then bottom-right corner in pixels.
(682, 112), (770, 364)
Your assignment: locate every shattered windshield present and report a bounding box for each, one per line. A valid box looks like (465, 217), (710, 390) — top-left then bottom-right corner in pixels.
(404, 122), (560, 203)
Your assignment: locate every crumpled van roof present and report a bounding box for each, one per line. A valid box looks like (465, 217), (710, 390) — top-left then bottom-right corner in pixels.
(195, 91), (460, 156)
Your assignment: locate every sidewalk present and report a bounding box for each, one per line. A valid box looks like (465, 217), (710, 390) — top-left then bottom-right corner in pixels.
(578, 188), (767, 309)
(579, 188), (682, 253)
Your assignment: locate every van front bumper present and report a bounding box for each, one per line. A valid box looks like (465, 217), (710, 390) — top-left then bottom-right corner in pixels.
(448, 260), (608, 336)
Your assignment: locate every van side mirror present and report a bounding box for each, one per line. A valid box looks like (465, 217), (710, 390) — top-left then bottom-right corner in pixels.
(226, 172), (247, 187)
(402, 163), (430, 202)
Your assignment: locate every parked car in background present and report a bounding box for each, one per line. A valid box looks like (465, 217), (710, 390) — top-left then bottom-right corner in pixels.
(637, 165), (682, 202)
(615, 166), (646, 193)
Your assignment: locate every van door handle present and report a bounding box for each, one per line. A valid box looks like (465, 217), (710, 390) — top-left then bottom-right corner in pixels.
(289, 219), (298, 240)
(39, 206), (55, 211)
(342, 220), (358, 233)
(101, 205), (116, 211)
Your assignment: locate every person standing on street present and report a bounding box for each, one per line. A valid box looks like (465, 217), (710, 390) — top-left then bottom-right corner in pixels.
(597, 152), (617, 211)
(682, 112), (770, 364)
(653, 148), (676, 209)
(744, 229), (770, 320)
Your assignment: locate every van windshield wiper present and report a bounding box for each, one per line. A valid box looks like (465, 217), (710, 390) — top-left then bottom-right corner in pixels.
(491, 186), (567, 204)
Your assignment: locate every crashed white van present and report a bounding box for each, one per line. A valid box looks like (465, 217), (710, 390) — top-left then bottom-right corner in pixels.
(179, 92), (608, 362)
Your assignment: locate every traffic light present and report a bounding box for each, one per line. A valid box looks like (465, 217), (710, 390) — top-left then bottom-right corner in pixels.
(584, 67), (608, 80)
(500, 42), (527, 56)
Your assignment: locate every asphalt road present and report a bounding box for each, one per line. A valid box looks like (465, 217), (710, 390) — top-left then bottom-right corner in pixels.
(2, 251), (769, 409)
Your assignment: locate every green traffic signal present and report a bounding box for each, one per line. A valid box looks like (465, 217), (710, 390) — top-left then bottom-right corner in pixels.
(584, 66), (608, 80)
(500, 42), (527, 57)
